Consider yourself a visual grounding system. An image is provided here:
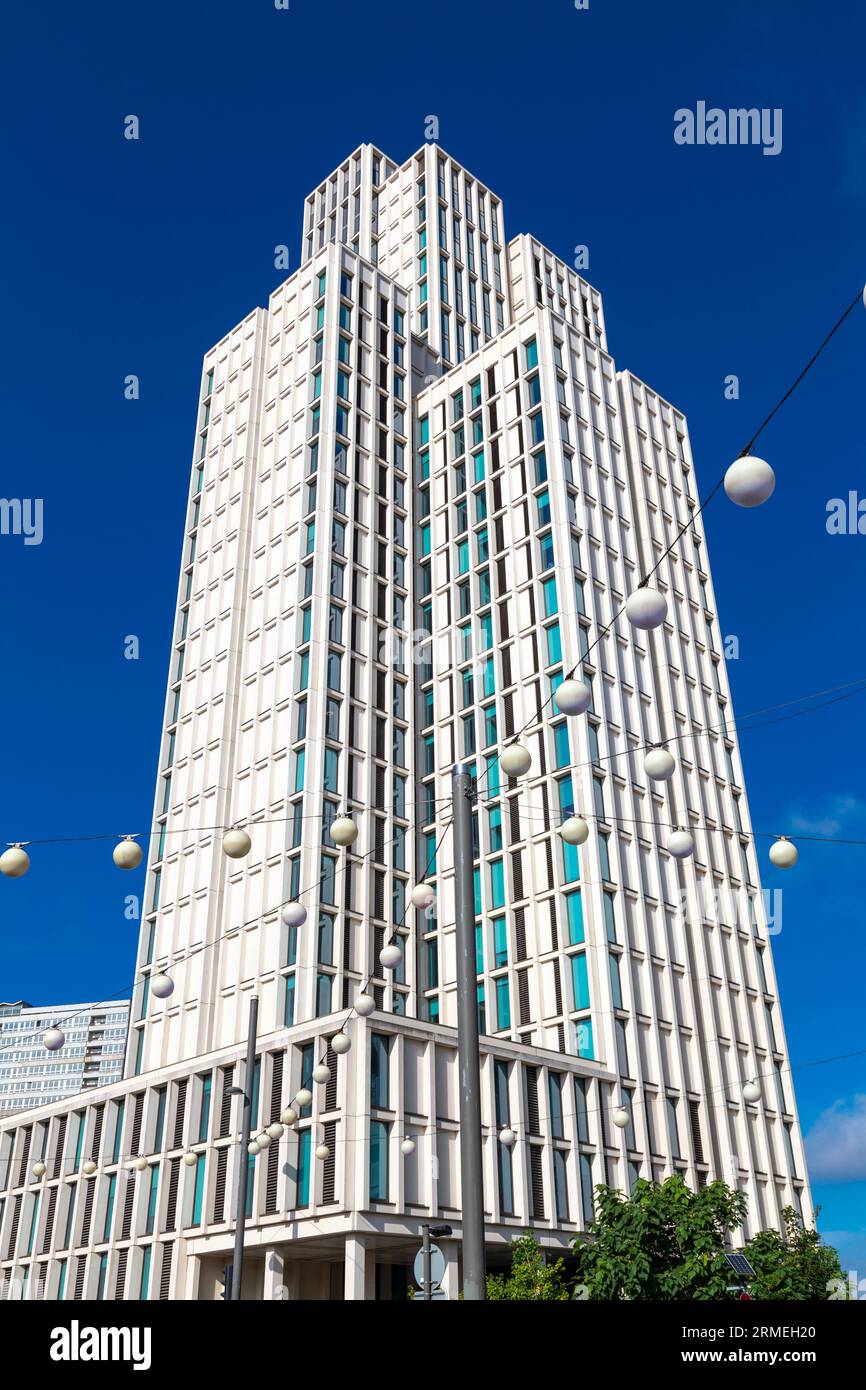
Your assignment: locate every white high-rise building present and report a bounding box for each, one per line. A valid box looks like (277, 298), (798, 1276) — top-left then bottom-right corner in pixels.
(0, 1002), (129, 1116)
(0, 144), (811, 1302)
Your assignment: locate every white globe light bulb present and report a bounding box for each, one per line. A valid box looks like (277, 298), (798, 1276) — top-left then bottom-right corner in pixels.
(724, 455), (775, 508)
(612, 1106), (629, 1129)
(625, 587), (667, 631)
(222, 828), (252, 859)
(281, 902), (307, 928)
(32, 1161), (46, 1178)
(183, 1151), (198, 1167)
(113, 837), (143, 870)
(312, 1063), (331, 1085)
(379, 942), (403, 970)
(553, 679), (591, 716)
(743, 1080), (762, 1103)
(266, 1122), (284, 1140)
(499, 743), (531, 778)
(410, 883), (436, 910)
(331, 1032), (351, 1055)
(330, 816), (359, 847)
(644, 748), (676, 782)
(134, 1156), (149, 1172)
(42, 1027), (65, 1052)
(248, 1140), (260, 1155)
(280, 1107), (298, 1127)
(559, 816), (589, 846)
(256, 1132), (271, 1149)
(295, 1088), (313, 1108)
(667, 828), (696, 859)
(769, 837), (798, 869)
(354, 993), (375, 1017)
(316, 1144), (330, 1161)
(400, 1138), (416, 1156)
(499, 1127), (517, 1148)
(150, 973), (175, 999)
(0, 844), (30, 878)
(82, 1160), (98, 1176)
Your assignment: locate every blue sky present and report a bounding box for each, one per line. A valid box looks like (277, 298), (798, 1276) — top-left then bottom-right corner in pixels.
(1, 0), (864, 1273)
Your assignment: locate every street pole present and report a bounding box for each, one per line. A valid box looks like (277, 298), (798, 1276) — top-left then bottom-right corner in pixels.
(451, 763), (486, 1300)
(421, 1222), (432, 1302)
(231, 993), (258, 1301)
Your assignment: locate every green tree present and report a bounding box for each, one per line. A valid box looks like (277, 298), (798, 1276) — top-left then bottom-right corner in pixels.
(745, 1207), (845, 1300)
(486, 1233), (571, 1301)
(571, 1175), (747, 1300)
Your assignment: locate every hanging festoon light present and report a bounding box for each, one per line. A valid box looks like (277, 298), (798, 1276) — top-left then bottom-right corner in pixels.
(295, 1088), (313, 1109)
(625, 586), (667, 631)
(150, 973), (175, 999)
(612, 1106), (630, 1130)
(43, 1027), (65, 1052)
(330, 815), (359, 847)
(499, 743), (532, 778)
(769, 836), (798, 868)
(330, 1032), (351, 1055)
(312, 1063), (331, 1085)
(743, 1080), (762, 1103)
(559, 816), (589, 846)
(281, 903), (307, 928)
(554, 678), (591, 717)
(222, 828), (252, 859)
(498, 1127), (517, 1148)
(280, 1107), (298, 1127)
(0, 844), (30, 878)
(255, 1132), (271, 1150)
(31, 1161), (46, 1179)
(316, 1144), (330, 1161)
(400, 1137), (416, 1156)
(354, 993), (375, 1017)
(644, 747), (676, 782)
(723, 454), (775, 508)
(133, 1156), (149, 1172)
(248, 1140), (260, 1156)
(82, 1160), (98, 1177)
(410, 883), (436, 910)
(379, 941), (403, 970)
(667, 828), (696, 859)
(266, 1122), (284, 1140)
(183, 1151), (198, 1167)
(113, 836), (143, 870)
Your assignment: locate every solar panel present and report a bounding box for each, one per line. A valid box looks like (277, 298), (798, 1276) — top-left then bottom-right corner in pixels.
(725, 1252), (756, 1278)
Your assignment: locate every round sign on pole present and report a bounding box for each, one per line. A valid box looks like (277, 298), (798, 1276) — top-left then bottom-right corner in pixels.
(413, 1242), (446, 1290)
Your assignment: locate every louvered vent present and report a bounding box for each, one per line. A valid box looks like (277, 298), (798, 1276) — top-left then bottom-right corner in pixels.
(543, 839), (554, 890)
(90, 1106), (104, 1162)
(509, 799), (521, 844)
(517, 971), (532, 1025)
(553, 965), (563, 1016)
(16, 1128), (32, 1186)
(688, 1100), (705, 1165)
(540, 784), (550, 832)
(79, 1179), (95, 1245)
(172, 1079), (188, 1149)
(213, 1148), (228, 1222)
(218, 1067), (235, 1138)
(52, 1116), (67, 1180)
(548, 897), (558, 949)
(557, 1023), (566, 1054)
(514, 909), (527, 961)
(158, 1243), (173, 1299)
(114, 1247), (128, 1299)
(511, 851), (524, 901)
(529, 1146), (545, 1219)
(120, 1175), (135, 1240)
(525, 1067), (540, 1134)
(73, 1255), (87, 1300)
(163, 1158), (180, 1232)
(321, 1122), (337, 1204)
(129, 1093), (145, 1155)
(5, 1194), (21, 1258)
(324, 1042), (338, 1112)
(41, 1186), (57, 1253)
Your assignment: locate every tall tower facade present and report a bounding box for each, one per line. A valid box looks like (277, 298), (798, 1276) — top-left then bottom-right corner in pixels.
(0, 144), (811, 1303)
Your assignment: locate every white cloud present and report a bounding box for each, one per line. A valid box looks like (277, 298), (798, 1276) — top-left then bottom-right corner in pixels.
(805, 1095), (866, 1182)
(787, 795), (866, 838)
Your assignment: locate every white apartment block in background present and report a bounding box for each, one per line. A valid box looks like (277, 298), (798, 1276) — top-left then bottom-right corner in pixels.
(0, 143), (811, 1302)
(0, 1002), (129, 1116)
